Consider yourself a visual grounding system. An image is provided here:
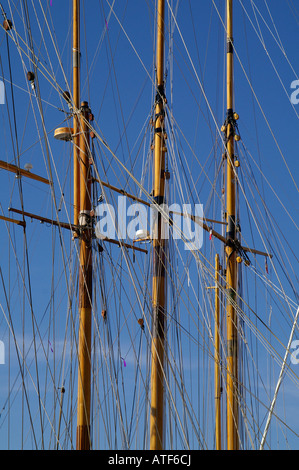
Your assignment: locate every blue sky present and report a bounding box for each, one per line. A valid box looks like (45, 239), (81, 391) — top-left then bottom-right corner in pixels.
(0, 0), (298, 450)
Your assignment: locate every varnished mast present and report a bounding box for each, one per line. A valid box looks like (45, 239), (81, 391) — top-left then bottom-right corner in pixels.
(72, 0), (92, 450)
(150, 0), (167, 450)
(225, 0), (239, 450)
(214, 254), (221, 450)
(73, 0), (80, 226)
(76, 102), (92, 450)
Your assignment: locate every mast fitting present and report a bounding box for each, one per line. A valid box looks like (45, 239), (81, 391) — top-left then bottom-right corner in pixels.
(3, 19), (12, 30)
(155, 83), (166, 104)
(221, 109), (240, 143)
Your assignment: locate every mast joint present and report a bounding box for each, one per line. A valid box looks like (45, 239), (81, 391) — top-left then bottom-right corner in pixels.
(226, 108), (238, 127)
(226, 236), (251, 266)
(155, 83), (166, 105)
(227, 37), (234, 54)
(221, 109), (240, 143)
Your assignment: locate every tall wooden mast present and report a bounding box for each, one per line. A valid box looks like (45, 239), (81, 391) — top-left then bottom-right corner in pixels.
(214, 254), (222, 450)
(150, 0), (167, 450)
(73, 0), (80, 226)
(72, 0), (92, 450)
(225, 0), (239, 450)
(76, 101), (92, 450)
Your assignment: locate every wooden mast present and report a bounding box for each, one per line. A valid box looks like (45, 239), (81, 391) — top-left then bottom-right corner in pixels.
(150, 0), (166, 450)
(214, 254), (221, 450)
(76, 101), (92, 450)
(73, 0), (92, 450)
(73, 0), (80, 226)
(225, 0), (239, 450)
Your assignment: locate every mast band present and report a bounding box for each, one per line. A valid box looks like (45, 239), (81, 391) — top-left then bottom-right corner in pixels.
(73, 49), (80, 68)
(227, 39), (233, 54)
(155, 84), (165, 104)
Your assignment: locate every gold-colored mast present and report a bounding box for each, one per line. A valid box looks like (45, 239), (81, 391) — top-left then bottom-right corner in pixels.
(73, 0), (80, 226)
(225, 0), (239, 450)
(76, 102), (92, 450)
(72, 0), (92, 450)
(214, 254), (221, 450)
(150, 0), (167, 450)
